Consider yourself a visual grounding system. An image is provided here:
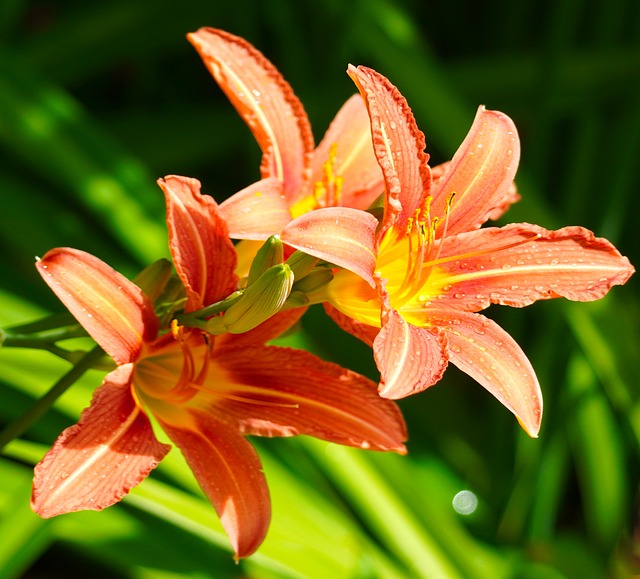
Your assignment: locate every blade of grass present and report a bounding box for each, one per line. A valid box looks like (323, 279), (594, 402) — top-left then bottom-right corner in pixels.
(565, 353), (629, 550)
(304, 439), (472, 579)
(0, 458), (55, 579)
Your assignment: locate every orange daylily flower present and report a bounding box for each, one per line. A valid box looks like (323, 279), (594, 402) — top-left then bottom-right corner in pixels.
(286, 66), (635, 437)
(32, 175), (407, 559)
(188, 27), (381, 281)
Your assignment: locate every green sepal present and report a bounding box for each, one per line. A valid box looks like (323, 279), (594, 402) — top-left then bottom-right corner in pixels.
(286, 250), (320, 280)
(291, 268), (334, 294)
(283, 291), (310, 309)
(247, 235), (285, 285)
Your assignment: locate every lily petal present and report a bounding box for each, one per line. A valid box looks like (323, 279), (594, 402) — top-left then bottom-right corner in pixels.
(32, 364), (170, 517)
(36, 248), (156, 365)
(159, 175), (238, 310)
(281, 207), (378, 287)
(188, 27), (314, 201)
(375, 308), (449, 399)
(427, 309), (543, 437)
(347, 64), (431, 240)
(210, 345), (407, 453)
(158, 411), (270, 559)
(323, 303), (380, 347)
(431, 106), (521, 235)
(219, 178), (292, 239)
(309, 94), (384, 210)
(423, 223), (635, 311)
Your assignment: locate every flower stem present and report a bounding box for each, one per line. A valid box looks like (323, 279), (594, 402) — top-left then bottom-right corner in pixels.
(175, 290), (244, 325)
(0, 345), (104, 452)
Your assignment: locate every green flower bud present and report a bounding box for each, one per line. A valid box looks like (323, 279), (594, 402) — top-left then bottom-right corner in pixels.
(247, 235), (284, 285)
(282, 291), (310, 309)
(286, 250), (320, 280)
(212, 263), (294, 334)
(291, 267), (333, 294)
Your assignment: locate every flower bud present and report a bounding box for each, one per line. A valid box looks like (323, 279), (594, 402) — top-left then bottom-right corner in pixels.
(283, 291), (310, 309)
(285, 250), (320, 280)
(213, 263), (294, 334)
(291, 268), (333, 294)
(247, 235), (284, 285)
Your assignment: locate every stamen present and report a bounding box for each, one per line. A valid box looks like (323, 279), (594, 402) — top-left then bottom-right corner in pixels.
(316, 143), (342, 208)
(192, 333), (212, 386)
(390, 192), (541, 309)
(291, 143), (343, 216)
(333, 174), (343, 206)
(414, 192), (455, 289)
(396, 197), (434, 297)
(164, 321), (206, 404)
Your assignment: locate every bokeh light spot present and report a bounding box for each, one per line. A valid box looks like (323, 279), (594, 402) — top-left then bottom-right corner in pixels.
(452, 490), (478, 515)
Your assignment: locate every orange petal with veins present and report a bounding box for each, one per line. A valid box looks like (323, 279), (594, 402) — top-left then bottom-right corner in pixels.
(32, 364), (170, 517)
(159, 411), (271, 559)
(219, 177), (292, 239)
(160, 175), (238, 311)
(309, 94), (384, 210)
(374, 309), (449, 399)
(281, 207), (378, 287)
(211, 344), (407, 453)
(36, 248), (156, 365)
(347, 64), (431, 241)
(430, 106), (521, 235)
(428, 309), (543, 437)
(188, 27), (313, 202)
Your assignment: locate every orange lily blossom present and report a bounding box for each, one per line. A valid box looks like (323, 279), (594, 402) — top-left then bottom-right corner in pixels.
(286, 65), (635, 437)
(187, 27), (383, 281)
(32, 175), (407, 559)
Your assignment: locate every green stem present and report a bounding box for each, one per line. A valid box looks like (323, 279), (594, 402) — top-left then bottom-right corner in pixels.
(0, 345), (104, 453)
(175, 290), (244, 325)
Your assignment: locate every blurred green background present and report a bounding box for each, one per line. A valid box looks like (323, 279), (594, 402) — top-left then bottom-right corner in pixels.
(1, 0), (639, 577)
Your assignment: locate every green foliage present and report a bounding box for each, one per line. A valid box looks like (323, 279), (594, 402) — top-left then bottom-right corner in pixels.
(1, 0), (639, 577)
